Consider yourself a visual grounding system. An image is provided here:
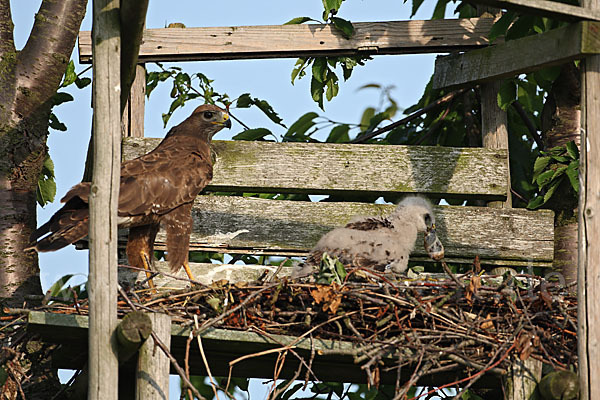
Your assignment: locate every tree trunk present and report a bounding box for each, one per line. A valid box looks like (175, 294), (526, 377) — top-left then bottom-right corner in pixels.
(541, 62), (581, 288)
(0, 1), (87, 398)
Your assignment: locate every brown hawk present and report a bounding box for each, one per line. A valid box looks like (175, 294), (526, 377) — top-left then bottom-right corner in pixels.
(302, 196), (445, 275)
(28, 104), (231, 287)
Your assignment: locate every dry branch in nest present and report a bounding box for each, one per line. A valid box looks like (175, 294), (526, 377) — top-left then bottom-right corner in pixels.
(0, 264), (577, 396)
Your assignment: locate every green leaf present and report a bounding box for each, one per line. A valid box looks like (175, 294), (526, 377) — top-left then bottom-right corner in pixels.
(527, 195), (544, 209)
(253, 98), (286, 127)
(291, 57), (310, 84)
(48, 274), (75, 297)
(75, 77), (91, 89)
(283, 17), (314, 25)
(312, 58), (328, 83)
(51, 92), (74, 107)
(432, 0), (449, 19)
(37, 154), (56, 207)
(551, 164), (568, 181)
(48, 113), (67, 131)
(543, 178), (562, 204)
(366, 112), (389, 132)
(311, 77), (325, 110)
(566, 160), (579, 192)
(236, 93), (253, 108)
(331, 17), (354, 39)
(566, 140), (580, 160)
(532, 156), (551, 181)
(536, 169), (555, 187)
(326, 124), (350, 143)
(322, 0), (344, 19)
(360, 107), (375, 131)
(325, 70), (339, 101)
(61, 61), (77, 87)
(489, 11), (516, 43)
(285, 112), (319, 138)
(551, 155), (570, 163)
(232, 128), (272, 141)
(497, 80), (517, 111)
(411, 0), (426, 17)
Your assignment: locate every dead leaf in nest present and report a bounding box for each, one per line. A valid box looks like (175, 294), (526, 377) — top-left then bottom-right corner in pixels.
(539, 290), (553, 309)
(480, 313), (495, 331)
(516, 332), (539, 360)
(310, 283), (347, 314)
(465, 275), (481, 304)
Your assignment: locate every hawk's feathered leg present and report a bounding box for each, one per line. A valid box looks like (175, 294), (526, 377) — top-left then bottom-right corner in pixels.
(126, 224), (160, 289)
(163, 202), (195, 281)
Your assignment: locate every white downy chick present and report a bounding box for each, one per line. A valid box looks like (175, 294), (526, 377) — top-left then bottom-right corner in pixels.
(302, 196), (444, 275)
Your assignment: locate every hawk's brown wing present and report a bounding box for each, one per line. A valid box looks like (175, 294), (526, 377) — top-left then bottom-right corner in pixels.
(163, 202), (194, 272)
(118, 136), (213, 218)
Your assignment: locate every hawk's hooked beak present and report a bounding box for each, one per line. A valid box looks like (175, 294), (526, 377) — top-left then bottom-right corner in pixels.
(212, 113), (232, 129)
(424, 224), (445, 261)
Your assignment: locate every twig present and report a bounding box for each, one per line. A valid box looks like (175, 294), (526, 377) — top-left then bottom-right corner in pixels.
(351, 89), (466, 143)
(193, 315), (220, 400)
(441, 261), (466, 291)
(512, 101), (544, 150)
(184, 332), (194, 400)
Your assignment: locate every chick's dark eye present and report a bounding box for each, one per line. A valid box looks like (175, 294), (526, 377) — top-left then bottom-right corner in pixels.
(424, 214), (432, 225)
(203, 111), (214, 119)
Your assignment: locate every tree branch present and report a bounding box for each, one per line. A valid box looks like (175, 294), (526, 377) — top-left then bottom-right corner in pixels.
(16, 0), (87, 117)
(120, 0), (148, 113)
(512, 100), (545, 150)
(0, 0), (15, 58)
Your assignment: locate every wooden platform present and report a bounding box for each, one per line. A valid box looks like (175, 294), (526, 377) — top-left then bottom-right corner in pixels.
(27, 311), (500, 387)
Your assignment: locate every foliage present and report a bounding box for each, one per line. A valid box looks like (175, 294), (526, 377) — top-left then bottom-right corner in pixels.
(37, 60), (91, 207)
(46, 274), (87, 303)
(146, 64), (231, 127)
(285, 1), (370, 109)
(528, 141), (579, 209)
(315, 252), (347, 284)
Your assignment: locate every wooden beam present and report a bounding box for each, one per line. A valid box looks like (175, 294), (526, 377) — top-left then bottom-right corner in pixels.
(136, 313), (171, 399)
(89, 0), (120, 399)
(27, 311), (501, 387)
(105, 197), (554, 266)
(433, 21), (600, 90)
(579, 2), (600, 399)
(78, 17), (496, 63)
(470, 0), (600, 21)
(123, 139), (510, 199)
(504, 358), (543, 400)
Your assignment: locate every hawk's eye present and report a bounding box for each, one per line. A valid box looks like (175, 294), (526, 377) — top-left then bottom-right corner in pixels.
(203, 111), (214, 119)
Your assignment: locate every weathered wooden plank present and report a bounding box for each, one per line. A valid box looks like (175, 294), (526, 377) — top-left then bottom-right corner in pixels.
(470, 0), (600, 21)
(579, 1), (600, 396)
(116, 196), (553, 265)
(27, 311), (501, 387)
(433, 21), (600, 90)
(504, 358), (543, 400)
(78, 17), (496, 63)
(136, 313), (170, 400)
(89, 0), (121, 399)
(123, 139), (509, 199)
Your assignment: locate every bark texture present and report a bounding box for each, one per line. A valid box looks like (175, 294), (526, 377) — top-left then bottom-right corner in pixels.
(541, 62), (581, 287)
(0, 1), (87, 398)
(0, 0), (87, 305)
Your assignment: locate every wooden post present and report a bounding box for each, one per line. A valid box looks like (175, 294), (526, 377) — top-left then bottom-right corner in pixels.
(504, 357), (543, 400)
(579, 2), (600, 400)
(477, 7), (512, 209)
(89, 0), (121, 399)
(136, 313), (171, 399)
(122, 64), (146, 138)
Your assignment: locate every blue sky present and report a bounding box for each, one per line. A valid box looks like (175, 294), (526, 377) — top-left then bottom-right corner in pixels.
(12, 1), (453, 397)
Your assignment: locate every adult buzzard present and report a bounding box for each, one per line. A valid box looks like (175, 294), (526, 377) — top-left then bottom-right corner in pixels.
(28, 104), (231, 286)
(302, 196), (444, 275)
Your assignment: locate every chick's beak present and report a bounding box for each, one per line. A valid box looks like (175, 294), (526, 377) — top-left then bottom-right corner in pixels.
(424, 225), (444, 261)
